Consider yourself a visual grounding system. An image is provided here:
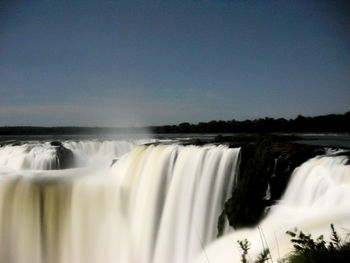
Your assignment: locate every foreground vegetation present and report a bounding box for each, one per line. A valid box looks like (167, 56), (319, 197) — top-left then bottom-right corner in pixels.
(237, 224), (350, 263)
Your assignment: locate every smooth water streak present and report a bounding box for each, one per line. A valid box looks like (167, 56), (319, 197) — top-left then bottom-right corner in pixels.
(0, 143), (240, 263)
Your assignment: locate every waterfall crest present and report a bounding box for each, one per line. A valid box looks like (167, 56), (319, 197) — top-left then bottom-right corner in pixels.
(64, 139), (153, 160)
(0, 140), (152, 170)
(0, 143), (61, 170)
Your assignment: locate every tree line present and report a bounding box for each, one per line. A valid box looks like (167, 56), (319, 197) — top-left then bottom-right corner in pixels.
(151, 111), (350, 133)
(0, 111), (349, 135)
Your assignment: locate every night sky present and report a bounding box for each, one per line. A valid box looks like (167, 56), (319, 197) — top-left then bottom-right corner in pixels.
(1, 0), (349, 126)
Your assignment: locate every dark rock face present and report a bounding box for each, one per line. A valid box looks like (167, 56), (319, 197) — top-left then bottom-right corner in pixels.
(50, 141), (63, 147)
(54, 145), (74, 169)
(332, 150), (350, 165)
(217, 136), (324, 235)
(11, 141), (23, 146)
(49, 141), (74, 169)
(110, 159), (118, 167)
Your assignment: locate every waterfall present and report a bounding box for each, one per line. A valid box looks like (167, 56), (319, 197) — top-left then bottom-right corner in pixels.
(0, 143), (240, 263)
(0, 139), (153, 170)
(0, 142), (60, 170)
(196, 155), (350, 263)
(63, 139), (153, 159)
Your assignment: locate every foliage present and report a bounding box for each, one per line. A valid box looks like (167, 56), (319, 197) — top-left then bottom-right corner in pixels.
(151, 111), (350, 134)
(1, 111), (349, 135)
(237, 239), (250, 263)
(237, 225), (350, 263)
(237, 239), (270, 263)
(256, 248), (270, 263)
(285, 225), (350, 263)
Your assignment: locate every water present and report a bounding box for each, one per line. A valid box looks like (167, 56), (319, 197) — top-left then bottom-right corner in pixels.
(195, 155), (350, 262)
(0, 139), (154, 170)
(0, 140), (240, 263)
(0, 134), (349, 263)
(294, 133), (350, 148)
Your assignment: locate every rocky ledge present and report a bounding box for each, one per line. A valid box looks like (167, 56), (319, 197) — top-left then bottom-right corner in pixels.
(50, 141), (75, 169)
(217, 135), (326, 235)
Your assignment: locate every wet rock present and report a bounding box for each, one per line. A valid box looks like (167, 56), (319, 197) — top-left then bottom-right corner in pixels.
(55, 145), (74, 169)
(11, 141), (23, 146)
(110, 159), (118, 167)
(217, 136), (325, 235)
(50, 141), (62, 147)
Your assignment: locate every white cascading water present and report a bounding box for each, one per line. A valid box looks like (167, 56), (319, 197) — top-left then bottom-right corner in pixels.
(0, 140), (152, 170)
(63, 139), (154, 166)
(195, 155), (350, 263)
(0, 142), (61, 170)
(0, 143), (240, 263)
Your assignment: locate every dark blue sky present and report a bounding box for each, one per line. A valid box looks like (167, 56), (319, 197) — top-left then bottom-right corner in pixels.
(1, 0), (349, 126)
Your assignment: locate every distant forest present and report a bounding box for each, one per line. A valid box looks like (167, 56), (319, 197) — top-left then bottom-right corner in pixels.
(152, 111), (350, 133)
(0, 112), (349, 135)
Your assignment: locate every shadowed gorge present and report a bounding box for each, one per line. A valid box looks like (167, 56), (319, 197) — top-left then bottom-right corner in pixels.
(196, 153), (350, 263)
(218, 136), (326, 233)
